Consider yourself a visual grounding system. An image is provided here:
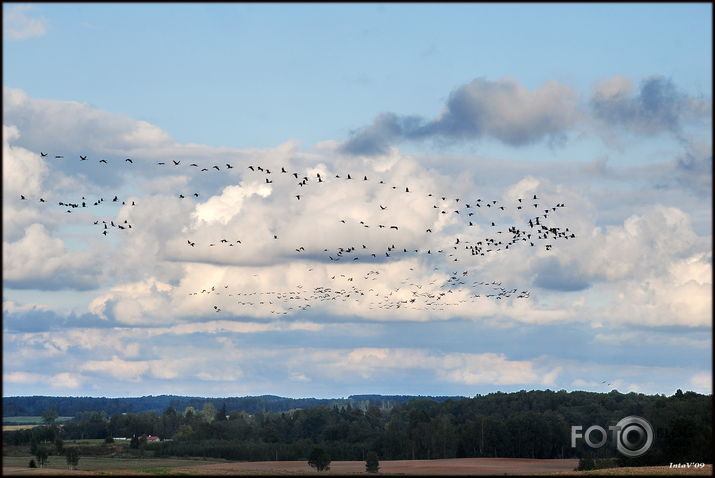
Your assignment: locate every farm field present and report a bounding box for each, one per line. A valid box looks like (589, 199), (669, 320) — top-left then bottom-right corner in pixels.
(2, 456), (712, 475)
(3, 417), (73, 431)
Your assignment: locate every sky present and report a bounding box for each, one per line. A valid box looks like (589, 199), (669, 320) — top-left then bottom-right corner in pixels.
(2, 3), (712, 399)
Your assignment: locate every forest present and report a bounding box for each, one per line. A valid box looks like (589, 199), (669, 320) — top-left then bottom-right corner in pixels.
(3, 394), (456, 417)
(3, 389), (711, 466)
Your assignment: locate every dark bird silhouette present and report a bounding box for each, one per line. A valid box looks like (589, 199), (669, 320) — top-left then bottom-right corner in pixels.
(39, 198), (45, 202)
(103, 230), (107, 236)
(55, 155), (64, 158)
(380, 205), (387, 210)
(188, 240), (195, 247)
(201, 168), (208, 171)
(173, 160), (180, 165)
(179, 194), (185, 199)
(20, 195), (26, 200)
(158, 162), (165, 165)
(293, 172), (298, 178)
(99, 159), (107, 163)
(364, 175), (368, 181)
(113, 196), (118, 202)
(194, 193), (199, 197)
(190, 163), (198, 167)
(226, 163), (233, 169)
(248, 166), (255, 171)
(390, 226), (399, 230)
(125, 158), (133, 163)
(296, 195), (301, 200)
(80, 155), (87, 160)
(281, 167), (287, 173)
(41, 152), (47, 157)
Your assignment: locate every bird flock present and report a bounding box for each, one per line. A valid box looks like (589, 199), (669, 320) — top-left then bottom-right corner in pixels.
(19, 152), (577, 316)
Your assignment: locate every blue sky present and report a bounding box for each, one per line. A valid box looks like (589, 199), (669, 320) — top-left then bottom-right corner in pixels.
(3, 3), (712, 398)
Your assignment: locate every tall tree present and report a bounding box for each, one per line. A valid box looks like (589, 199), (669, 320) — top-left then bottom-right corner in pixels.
(34, 446), (49, 468)
(42, 409), (59, 425)
(65, 447), (80, 470)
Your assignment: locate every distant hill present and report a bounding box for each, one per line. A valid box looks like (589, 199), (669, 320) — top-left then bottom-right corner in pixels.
(2, 394), (464, 417)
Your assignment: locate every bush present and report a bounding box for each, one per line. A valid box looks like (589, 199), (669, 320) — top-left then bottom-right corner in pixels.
(365, 450), (380, 473)
(577, 456), (595, 471)
(28, 459), (37, 468)
(308, 447), (331, 471)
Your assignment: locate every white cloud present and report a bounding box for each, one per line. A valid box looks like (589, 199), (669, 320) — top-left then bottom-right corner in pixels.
(3, 223), (104, 290)
(690, 371), (712, 393)
(2, 86), (711, 397)
(2, 124), (49, 199)
(81, 356), (151, 381)
(4, 371), (45, 384)
(3, 5), (46, 40)
(49, 372), (83, 389)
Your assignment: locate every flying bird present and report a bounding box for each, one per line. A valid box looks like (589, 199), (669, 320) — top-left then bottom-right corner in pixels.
(41, 152), (47, 157)
(173, 160), (180, 165)
(80, 155), (87, 160)
(125, 158), (133, 163)
(99, 159), (107, 163)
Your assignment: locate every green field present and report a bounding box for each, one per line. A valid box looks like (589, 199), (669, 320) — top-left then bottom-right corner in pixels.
(3, 416), (73, 425)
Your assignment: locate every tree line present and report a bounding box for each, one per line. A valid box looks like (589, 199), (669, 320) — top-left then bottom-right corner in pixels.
(4, 394), (456, 417)
(4, 389), (711, 466)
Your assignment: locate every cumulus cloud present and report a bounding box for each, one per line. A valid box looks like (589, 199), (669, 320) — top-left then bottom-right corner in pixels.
(590, 75), (711, 137)
(341, 75), (710, 155)
(2, 125), (49, 199)
(342, 77), (580, 154)
(3, 87), (710, 397)
(3, 5), (46, 40)
(3, 223), (105, 290)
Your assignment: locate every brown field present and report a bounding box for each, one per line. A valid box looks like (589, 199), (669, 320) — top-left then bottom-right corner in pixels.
(2, 458), (711, 476)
